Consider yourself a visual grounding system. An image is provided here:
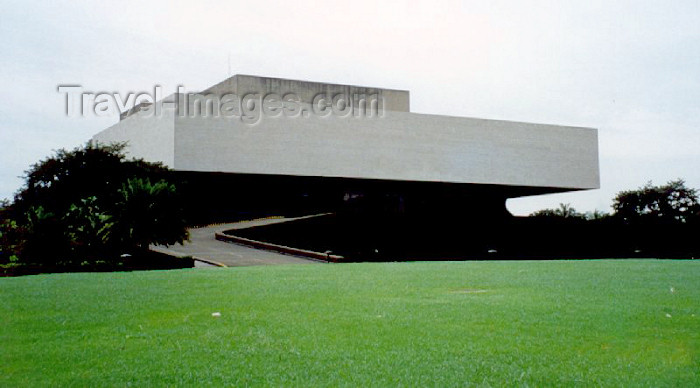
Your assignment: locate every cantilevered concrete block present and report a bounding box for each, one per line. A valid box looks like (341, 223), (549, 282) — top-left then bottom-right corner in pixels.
(93, 75), (599, 199)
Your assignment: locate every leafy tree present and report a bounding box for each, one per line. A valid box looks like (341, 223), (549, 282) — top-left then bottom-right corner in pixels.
(63, 196), (114, 260)
(6, 142), (187, 268)
(583, 209), (610, 221)
(0, 200), (21, 264)
(20, 205), (71, 265)
(112, 178), (188, 252)
(612, 179), (699, 225)
(529, 203), (584, 219)
(12, 142), (168, 218)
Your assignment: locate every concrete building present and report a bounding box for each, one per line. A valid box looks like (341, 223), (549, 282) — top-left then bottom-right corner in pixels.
(93, 75), (599, 223)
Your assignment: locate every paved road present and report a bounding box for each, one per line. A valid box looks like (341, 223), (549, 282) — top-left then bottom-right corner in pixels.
(150, 216), (325, 267)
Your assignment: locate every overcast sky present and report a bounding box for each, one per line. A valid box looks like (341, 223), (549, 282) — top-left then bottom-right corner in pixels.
(1, 0), (699, 215)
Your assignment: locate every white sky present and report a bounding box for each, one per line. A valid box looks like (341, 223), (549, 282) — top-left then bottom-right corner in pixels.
(1, 0), (699, 215)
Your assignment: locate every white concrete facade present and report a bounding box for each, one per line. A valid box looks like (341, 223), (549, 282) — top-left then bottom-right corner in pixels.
(93, 75), (599, 195)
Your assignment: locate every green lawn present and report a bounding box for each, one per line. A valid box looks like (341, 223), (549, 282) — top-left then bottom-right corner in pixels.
(1, 260), (699, 386)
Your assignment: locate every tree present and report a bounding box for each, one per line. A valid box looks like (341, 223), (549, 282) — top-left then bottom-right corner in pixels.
(612, 179), (699, 225)
(13, 142), (167, 218)
(63, 196), (114, 260)
(6, 142), (188, 268)
(529, 203), (584, 219)
(583, 209), (610, 221)
(112, 178), (188, 252)
(0, 200), (20, 264)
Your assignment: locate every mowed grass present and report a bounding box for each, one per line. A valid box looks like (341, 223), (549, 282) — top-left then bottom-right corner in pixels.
(1, 260), (699, 386)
